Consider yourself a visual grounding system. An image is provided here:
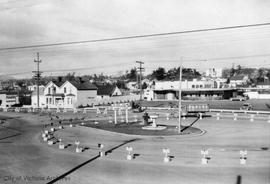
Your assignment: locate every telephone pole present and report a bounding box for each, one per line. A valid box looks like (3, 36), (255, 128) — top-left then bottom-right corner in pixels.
(32, 53), (42, 110)
(136, 61), (144, 100)
(178, 60), (183, 134)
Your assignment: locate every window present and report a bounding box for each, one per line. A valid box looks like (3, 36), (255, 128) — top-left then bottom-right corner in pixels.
(64, 87), (66, 93)
(46, 98), (48, 104)
(48, 88), (51, 94)
(192, 85), (195, 88)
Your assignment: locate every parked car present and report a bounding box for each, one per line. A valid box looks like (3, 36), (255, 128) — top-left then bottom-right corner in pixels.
(230, 96), (246, 101)
(240, 103), (253, 111)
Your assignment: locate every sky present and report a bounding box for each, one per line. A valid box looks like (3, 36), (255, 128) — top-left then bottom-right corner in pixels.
(0, 0), (270, 78)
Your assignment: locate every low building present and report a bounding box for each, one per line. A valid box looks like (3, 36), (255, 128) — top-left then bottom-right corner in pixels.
(148, 79), (236, 100)
(256, 81), (270, 89)
(0, 91), (19, 107)
(96, 84), (122, 100)
(205, 68), (222, 78)
(229, 75), (249, 87)
(244, 89), (270, 99)
(28, 85), (45, 91)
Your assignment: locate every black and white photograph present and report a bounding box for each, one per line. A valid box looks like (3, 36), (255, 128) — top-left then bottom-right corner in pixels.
(0, 0), (270, 183)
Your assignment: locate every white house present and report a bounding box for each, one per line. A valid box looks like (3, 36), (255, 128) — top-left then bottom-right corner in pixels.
(41, 80), (97, 108)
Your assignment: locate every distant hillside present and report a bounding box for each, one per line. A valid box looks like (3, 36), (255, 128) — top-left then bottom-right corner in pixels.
(0, 75), (15, 81)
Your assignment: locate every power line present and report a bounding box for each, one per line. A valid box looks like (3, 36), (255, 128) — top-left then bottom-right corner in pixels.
(1, 22), (270, 51)
(1, 53), (269, 77)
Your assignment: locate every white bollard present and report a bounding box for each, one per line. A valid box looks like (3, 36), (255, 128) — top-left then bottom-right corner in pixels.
(44, 130), (49, 134)
(99, 144), (104, 157)
(199, 113), (203, 120)
(42, 133), (46, 138)
(201, 149), (209, 164)
(183, 116), (186, 120)
(126, 146), (133, 160)
(233, 114), (238, 121)
(201, 157), (208, 164)
(59, 125), (63, 129)
(69, 124), (73, 127)
(43, 137), (48, 141)
(75, 140), (81, 153)
(59, 143), (65, 149)
(59, 139), (65, 149)
(250, 114), (254, 122)
(162, 148), (170, 163)
(166, 113), (170, 120)
(216, 113), (220, 120)
(240, 150), (247, 165)
(50, 127), (55, 132)
(48, 140), (54, 145)
(94, 121), (99, 125)
(76, 147), (82, 153)
(81, 122), (85, 126)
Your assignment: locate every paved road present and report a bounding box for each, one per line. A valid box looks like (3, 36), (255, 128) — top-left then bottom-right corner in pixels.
(0, 111), (269, 184)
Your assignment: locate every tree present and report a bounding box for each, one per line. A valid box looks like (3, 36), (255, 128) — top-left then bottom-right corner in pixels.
(236, 65), (242, 74)
(229, 67), (236, 77)
(126, 68), (137, 81)
(142, 82), (148, 89)
(151, 67), (166, 80)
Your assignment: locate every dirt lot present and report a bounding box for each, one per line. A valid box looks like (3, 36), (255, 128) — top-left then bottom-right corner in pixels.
(0, 110), (269, 184)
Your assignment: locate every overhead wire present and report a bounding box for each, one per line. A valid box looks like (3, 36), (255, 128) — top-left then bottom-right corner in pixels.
(1, 22), (270, 51)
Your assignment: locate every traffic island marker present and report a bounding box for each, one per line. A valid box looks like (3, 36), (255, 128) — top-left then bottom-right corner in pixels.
(126, 146), (133, 160)
(240, 150), (247, 165)
(201, 149), (209, 165)
(162, 148), (170, 163)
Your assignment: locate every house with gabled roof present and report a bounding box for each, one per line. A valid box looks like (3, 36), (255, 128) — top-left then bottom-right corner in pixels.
(95, 84), (122, 100)
(40, 80), (97, 108)
(229, 75), (249, 87)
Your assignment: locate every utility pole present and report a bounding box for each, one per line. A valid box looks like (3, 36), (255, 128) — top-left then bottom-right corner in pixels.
(33, 52), (42, 110)
(178, 60), (183, 134)
(136, 61), (144, 100)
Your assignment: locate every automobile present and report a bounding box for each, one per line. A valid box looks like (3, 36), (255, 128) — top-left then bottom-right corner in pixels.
(240, 103), (253, 111)
(230, 96), (246, 101)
